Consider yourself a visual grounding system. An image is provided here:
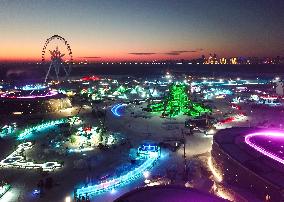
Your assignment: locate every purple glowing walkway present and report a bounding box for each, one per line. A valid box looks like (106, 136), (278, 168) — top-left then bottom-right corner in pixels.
(245, 131), (284, 165)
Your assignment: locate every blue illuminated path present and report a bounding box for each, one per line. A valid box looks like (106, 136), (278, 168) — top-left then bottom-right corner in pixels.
(17, 119), (65, 140)
(111, 103), (127, 117)
(75, 157), (157, 197)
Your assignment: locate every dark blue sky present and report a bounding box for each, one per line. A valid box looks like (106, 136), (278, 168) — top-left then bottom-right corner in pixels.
(0, 0), (283, 61)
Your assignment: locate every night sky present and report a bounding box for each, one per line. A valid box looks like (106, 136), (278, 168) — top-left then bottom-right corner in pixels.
(0, 0), (283, 61)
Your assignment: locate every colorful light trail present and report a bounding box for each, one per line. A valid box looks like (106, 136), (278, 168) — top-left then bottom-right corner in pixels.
(75, 144), (160, 197)
(17, 119), (65, 140)
(0, 142), (62, 171)
(75, 157), (157, 197)
(111, 103), (127, 117)
(245, 131), (284, 165)
(0, 90), (58, 99)
(214, 114), (247, 129)
(208, 156), (223, 182)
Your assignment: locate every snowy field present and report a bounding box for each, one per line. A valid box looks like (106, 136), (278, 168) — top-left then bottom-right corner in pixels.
(1, 95), (284, 202)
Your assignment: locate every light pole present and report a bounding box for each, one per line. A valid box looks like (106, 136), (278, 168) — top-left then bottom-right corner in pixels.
(182, 128), (187, 181)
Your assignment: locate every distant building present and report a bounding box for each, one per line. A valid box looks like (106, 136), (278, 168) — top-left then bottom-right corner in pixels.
(276, 81), (284, 96)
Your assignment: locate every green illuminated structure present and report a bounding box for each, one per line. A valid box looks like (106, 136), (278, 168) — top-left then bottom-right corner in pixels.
(149, 83), (210, 117)
(115, 85), (128, 94)
(80, 88), (94, 96)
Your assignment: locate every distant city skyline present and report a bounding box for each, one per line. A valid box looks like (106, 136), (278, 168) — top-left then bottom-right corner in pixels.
(0, 0), (284, 61)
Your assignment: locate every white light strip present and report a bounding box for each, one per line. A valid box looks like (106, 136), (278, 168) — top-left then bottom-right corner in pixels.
(0, 142), (62, 171)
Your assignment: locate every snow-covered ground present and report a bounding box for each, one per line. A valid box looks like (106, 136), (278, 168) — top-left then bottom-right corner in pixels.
(1, 95), (284, 202)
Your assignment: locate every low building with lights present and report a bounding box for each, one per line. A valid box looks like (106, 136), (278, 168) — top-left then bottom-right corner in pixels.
(114, 185), (227, 202)
(211, 127), (284, 202)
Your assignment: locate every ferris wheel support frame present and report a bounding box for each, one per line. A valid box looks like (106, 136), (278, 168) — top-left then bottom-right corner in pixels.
(42, 35), (73, 82)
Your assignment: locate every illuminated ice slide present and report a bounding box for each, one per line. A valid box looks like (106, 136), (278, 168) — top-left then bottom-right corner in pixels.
(75, 157), (157, 196)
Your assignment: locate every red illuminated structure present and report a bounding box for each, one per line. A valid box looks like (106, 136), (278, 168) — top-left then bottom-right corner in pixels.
(81, 76), (100, 81)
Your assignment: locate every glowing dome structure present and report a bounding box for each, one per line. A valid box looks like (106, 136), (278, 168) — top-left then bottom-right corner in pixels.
(211, 128), (284, 202)
(114, 186), (227, 202)
(0, 86), (71, 115)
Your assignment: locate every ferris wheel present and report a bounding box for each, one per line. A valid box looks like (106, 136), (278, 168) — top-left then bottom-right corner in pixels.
(42, 35), (73, 82)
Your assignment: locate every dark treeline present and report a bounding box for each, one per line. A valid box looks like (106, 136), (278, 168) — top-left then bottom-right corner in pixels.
(0, 63), (284, 81)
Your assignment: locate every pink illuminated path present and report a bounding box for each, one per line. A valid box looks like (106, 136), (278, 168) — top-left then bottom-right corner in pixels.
(0, 90), (58, 99)
(245, 131), (284, 165)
